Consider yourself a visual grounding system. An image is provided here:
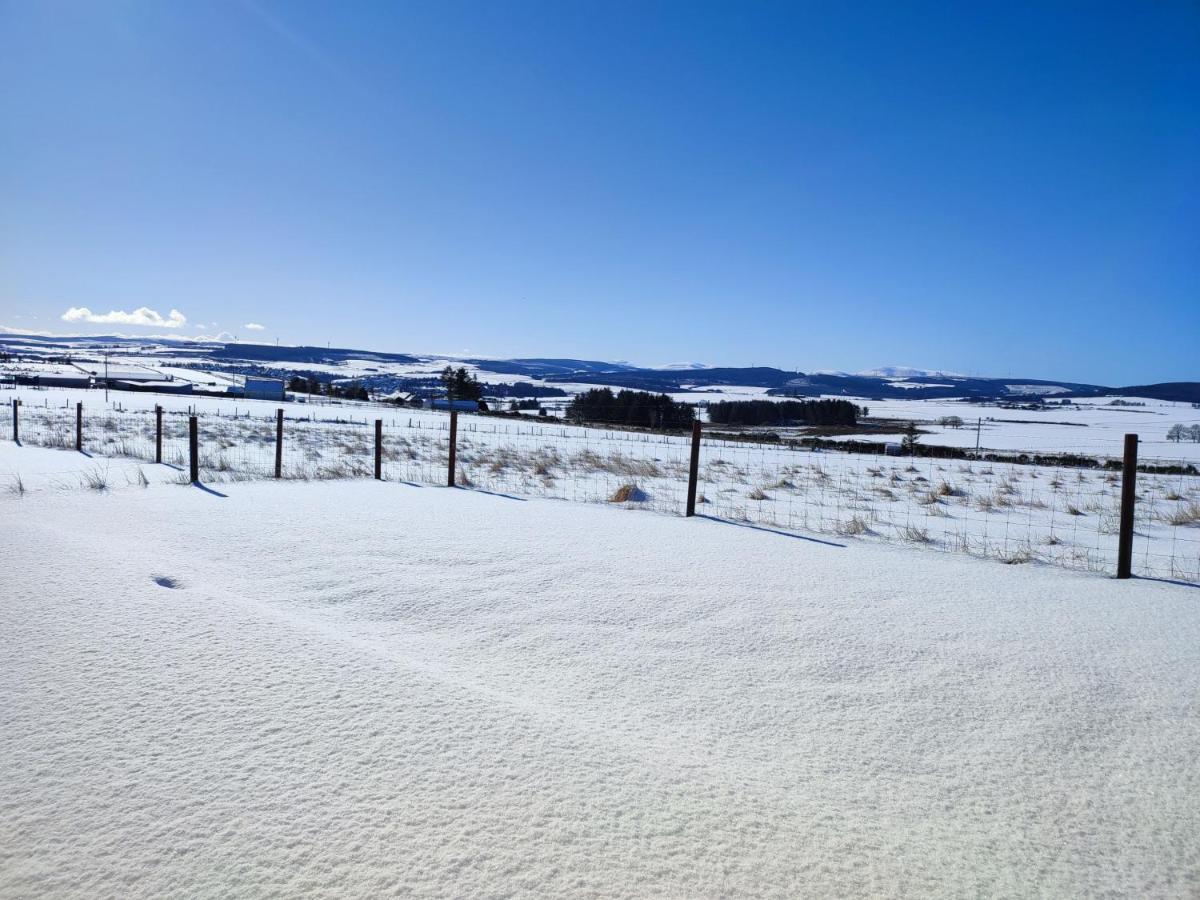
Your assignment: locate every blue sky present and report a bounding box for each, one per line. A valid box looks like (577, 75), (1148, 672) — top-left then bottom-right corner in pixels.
(1, 1), (1197, 384)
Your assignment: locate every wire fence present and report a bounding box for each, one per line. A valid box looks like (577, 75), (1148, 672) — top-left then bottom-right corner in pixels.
(2, 398), (1197, 583)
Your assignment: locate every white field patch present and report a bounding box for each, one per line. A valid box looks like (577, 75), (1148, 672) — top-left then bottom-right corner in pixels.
(843, 396), (1200, 462)
(2, 479), (1198, 897)
(2, 387), (1198, 582)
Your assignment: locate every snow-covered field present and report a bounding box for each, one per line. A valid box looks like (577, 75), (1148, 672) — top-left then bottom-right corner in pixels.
(3, 386), (1198, 582)
(841, 396), (1200, 463)
(2, 463), (1199, 897)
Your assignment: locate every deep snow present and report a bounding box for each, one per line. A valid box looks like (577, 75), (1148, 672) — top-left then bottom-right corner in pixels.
(2, 467), (1199, 897)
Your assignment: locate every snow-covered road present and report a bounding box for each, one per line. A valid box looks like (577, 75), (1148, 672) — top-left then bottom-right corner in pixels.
(2, 467), (1198, 897)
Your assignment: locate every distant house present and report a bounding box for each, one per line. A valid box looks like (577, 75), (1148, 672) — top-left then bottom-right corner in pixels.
(16, 374), (93, 389)
(884, 442), (903, 456)
(425, 398), (481, 412)
(243, 377), (285, 401)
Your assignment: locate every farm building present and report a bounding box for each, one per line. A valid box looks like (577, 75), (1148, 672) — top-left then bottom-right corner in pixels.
(242, 377), (285, 401)
(425, 398), (482, 412)
(113, 380), (194, 394)
(13, 373), (94, 389)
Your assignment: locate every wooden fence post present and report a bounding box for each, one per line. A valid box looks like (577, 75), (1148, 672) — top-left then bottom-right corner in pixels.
(686, 419), (702, 516)
(11, 398), (17, 443)
(76, 402), (83, 452)
(155, 405), (163, 463)
(447, 409), (458, 487)
(274, 409), (284, 479)
(188, 416), (199, 483)
(374, 419), (383, 480)
(1116, 433), (1138, 579)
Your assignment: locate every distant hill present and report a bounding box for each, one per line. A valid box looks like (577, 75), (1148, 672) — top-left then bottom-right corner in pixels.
(2, 333), (1195, 403)
(1112, 382), (1200, 404)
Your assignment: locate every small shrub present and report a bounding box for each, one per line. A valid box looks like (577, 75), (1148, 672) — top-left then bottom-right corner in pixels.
(900, 524), (932, 543)
(748, 487), (770, 501)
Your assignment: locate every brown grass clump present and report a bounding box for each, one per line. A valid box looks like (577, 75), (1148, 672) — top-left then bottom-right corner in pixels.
(900, 524), (932, 544)
(837, 515), (869, 536)
(1000, 548), (1036, 565)
(609, 483), (649, 503)
(1166, 502), (1200, 527)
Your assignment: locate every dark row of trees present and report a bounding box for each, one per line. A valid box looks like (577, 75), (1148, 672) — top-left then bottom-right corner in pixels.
(440, 366), (483, 401)
(286, 375), (370, 401)
(706, 399), (861, 427)
(566, 388), (696, 429)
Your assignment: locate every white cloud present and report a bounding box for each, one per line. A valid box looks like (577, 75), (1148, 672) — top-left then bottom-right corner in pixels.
(243, 322), (266, 331)
(61, 306), (187, 328)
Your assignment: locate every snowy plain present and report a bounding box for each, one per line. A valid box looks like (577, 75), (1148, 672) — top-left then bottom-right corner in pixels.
(3, 386), (1198, 582)
(2, 456), (1199, 898)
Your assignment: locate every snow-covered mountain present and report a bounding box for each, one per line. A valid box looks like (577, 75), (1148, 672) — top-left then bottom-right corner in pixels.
(857, 366), (965, 379)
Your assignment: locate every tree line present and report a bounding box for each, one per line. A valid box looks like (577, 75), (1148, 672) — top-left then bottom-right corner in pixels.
(566, 388), (695, 429)
(706, 399), (861, 427)
(286, 375), (370, 401)
(1167, 424), (1200, 443)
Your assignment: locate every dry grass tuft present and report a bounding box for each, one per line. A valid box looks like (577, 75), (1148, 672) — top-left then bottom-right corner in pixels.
(1166, 502), (1200, 527)
(609, 483), (649, 503)
(837, 515), (869, 536)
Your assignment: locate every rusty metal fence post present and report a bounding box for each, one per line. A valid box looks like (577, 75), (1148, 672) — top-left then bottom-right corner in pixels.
(155, 405), (163, 463)
(374, 419), (383, 480)
(447, 410), (458, 486)
(75, 402), (83, 452)
(188, 415), (199, 483)
(274, 409), (284, 479)
(1116, 433), (1138, 579)
(686, 419), (702, 516)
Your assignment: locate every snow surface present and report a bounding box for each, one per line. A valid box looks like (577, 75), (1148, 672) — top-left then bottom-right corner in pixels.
(2, 464), (1200, 897)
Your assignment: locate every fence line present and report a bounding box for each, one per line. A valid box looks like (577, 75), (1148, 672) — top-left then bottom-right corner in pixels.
(1, 399), (1197, 583)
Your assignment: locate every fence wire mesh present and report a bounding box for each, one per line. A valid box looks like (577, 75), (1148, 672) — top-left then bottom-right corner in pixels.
(3, 397), (1197, 583)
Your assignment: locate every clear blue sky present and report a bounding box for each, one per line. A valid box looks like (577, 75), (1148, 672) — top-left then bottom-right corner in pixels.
(2, 1), (1197, 384)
